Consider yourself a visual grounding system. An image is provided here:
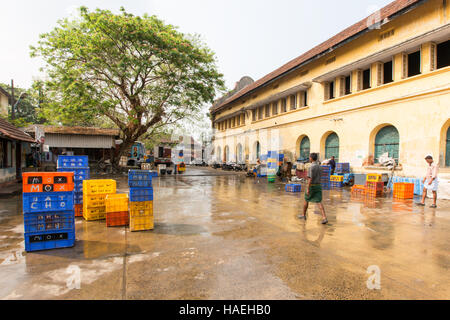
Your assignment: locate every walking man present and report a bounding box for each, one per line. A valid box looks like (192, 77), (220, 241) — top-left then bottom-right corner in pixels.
(418, 155), (438, 208)
(298, 153), (328, 224)
(329, 156), (336, 175)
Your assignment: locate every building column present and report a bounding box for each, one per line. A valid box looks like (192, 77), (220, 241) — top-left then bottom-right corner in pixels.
(421, 41), (437, 73)
(393, 52), (407, 81)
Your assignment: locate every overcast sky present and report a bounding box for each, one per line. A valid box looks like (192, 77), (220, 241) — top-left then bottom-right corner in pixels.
(0, 0), (393, 90)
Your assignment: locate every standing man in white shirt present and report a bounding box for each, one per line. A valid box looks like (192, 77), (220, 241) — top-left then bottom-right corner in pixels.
(417, 155), (439, 208)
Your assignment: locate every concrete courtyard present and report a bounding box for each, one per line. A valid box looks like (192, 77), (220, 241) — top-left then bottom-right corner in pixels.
(0, 167), (449, 300)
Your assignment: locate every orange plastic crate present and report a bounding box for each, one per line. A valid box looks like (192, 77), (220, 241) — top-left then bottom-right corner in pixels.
(393, 183), (414, 199)
(365, 181), (384, 197)
(74, 204), (83, 217)
(106, 211), (129, 227)
(351, 185), (366, 195)
(22, 172), (74, 193)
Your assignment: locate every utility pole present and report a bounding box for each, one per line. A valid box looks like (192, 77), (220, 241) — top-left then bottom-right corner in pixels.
(11, 79), (15, 120)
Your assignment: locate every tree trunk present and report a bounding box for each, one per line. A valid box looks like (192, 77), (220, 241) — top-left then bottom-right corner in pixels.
(112, 137), (135, 169)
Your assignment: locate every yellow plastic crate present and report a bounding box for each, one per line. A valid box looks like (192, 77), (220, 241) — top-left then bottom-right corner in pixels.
(83, 206), (106, 221)
(130, 201), (153, 211)
(83, 194), (107, 208)
(130, 215), (154, 232)
(366, 173), (382, 182)
(83, 179), (117, 195)
(330, 175), (344, 182)
(105, 194), (129, 213)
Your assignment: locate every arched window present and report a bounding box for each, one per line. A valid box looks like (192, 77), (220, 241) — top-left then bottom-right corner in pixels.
(224, 146), (230, 163)
(256, 141), (261, 159)
(299, 136), (310, 159)
(237, 144), (243, 163)
(446, 127), (450, 167)
(375, 125), (399, 164)
(217, 147), (221, 162)
(325, 133), (339, 161)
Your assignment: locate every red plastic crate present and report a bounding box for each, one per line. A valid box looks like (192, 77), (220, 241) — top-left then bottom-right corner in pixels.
(106, 211), (129, 227)
(74, 204), (83, 217)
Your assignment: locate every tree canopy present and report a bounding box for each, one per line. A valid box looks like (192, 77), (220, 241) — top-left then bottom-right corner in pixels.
(31, 7), (224, 162)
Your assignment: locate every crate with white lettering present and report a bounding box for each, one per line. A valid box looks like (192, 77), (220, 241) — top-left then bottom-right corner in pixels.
(24, 229), (75, 252)
(57, 167), (90, 181)
(57, 155), (89, 168)
(24, 211), (75, 233)
(23, 192), (74, 213)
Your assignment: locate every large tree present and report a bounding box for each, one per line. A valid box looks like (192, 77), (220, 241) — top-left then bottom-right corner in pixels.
(31, 7), (224, 165)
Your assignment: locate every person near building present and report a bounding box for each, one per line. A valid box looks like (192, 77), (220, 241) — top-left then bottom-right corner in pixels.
(417, 155), (438, 208)
(329, 156), (336, 175)
(298, 153), (328, 224)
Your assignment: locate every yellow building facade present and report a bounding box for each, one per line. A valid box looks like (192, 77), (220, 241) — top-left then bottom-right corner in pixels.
(210, 0), (450, 179)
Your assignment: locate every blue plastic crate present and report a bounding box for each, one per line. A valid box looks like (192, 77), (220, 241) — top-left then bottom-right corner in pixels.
(24, 229), (75, 252)
(128, 170), (153, 187)
(24, 211), (74, 233)
(285, 184), (302, 192)
(129, 187), (153, 202)
(23, 192), (74, 213)
(74, 192), (83, 204)
(149, 171), (158, 178)
(57, 167), (90, 181)
(321, 182), (331, 190)
(74, 181), (83, 193)
(330, 181), (344, 188)
(57, 156), (89, 168)
(335, 162), (350, 173)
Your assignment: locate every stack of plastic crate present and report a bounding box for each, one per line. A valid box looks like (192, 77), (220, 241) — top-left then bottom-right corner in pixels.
(82, 179), (116, 221)
(393, 183), (415, 199)
(320, 165), (331, 189)
(330, 175), (344, 188)
(22, 172), (76, 252)
(267, 151), (278, 183)
(128, 170), (154, 231)
(285, 184), (302, 193)
(105, 194), (129, 227)
(335, 163), (350, 174)
(57, 155), (89, 217)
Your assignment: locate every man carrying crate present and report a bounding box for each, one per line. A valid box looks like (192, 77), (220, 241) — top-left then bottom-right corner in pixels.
(417, 155), (439, 208)
(298, 153), (328, 224)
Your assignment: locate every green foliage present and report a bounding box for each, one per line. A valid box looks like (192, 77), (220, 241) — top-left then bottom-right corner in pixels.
(0, 83), (45, 126)
(31, 7), (224, 159)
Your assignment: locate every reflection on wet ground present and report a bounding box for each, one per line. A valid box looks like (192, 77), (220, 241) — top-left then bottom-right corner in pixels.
(0, 167), (449, 299)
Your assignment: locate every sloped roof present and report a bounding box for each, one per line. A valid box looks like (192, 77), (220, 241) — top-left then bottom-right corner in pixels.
(211, 0), (423, 114)
(0, 118), (35, 142)
(24, 125), (120, 137)
(0, 86), (10, 99)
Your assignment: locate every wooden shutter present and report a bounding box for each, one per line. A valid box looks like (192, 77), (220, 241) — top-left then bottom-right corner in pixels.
(430, 42), (437, 71)
(338, 76), (345, 96)
(356, 70), (363, 91)
(376, 62), (383, 86)
(324, 83), (330, 100)
(401, 53), (408, 79)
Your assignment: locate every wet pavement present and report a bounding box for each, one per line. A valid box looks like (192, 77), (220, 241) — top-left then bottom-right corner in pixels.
(0, 167), (449, 300)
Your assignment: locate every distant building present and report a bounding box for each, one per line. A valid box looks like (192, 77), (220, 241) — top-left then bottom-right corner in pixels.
(24, 125), (120, 169)
(0, 117), (35, 183)
(0, 87), (10, 117)
(211, 0), (450, 178)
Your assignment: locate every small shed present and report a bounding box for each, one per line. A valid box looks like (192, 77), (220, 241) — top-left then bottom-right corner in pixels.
(0, 117), (35, 182)
(24, 125), (120, 168)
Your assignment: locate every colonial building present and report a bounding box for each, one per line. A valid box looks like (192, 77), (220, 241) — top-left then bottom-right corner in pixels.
(210, 0), (450, 178)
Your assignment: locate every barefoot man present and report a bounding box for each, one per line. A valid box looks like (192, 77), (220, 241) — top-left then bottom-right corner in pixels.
(298, 153), (328, 224)
(418, 154), (438, 208)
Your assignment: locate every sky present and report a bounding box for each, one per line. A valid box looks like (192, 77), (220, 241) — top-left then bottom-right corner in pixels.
(0, 0), (393, 91)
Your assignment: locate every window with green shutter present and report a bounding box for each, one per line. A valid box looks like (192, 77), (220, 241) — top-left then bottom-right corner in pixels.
(374, 125), (399, 164)
(325, 133), (339, 162)
(299, 136), (310, 159)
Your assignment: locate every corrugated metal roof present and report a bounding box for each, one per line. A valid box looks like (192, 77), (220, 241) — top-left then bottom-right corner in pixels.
(24, 125), (119, 137)
(0, 117), (35, 143)
(211, 0), (424, 114)
(44, 133), (115, 149)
